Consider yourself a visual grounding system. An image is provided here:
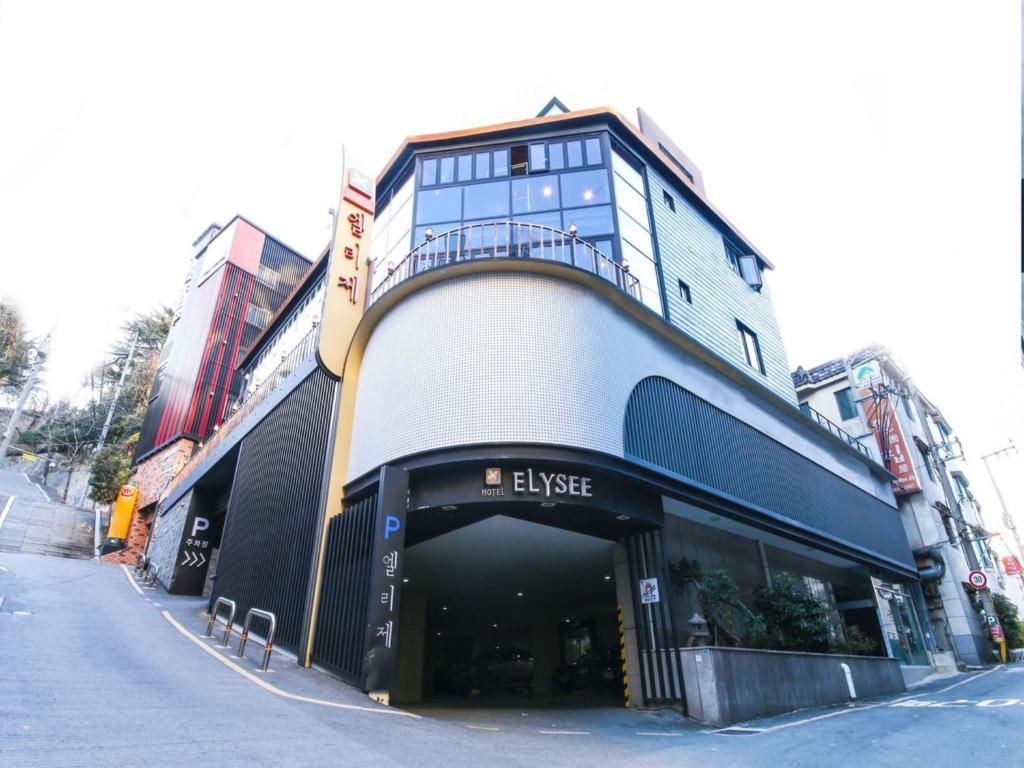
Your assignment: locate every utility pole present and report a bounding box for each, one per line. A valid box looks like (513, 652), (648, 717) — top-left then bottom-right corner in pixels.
(980, 442), (1023, 586)
(90, 329), (139, 557)
(94, 329), (140, 457)
(0, 335), (49, 462)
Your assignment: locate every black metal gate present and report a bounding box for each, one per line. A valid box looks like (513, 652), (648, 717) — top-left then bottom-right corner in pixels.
(625, 529), (686, 707)
(310, 492), (378, 686)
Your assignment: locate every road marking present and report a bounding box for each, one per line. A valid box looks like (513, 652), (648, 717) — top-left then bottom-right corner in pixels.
(0, 596), (5, 610)
(466, 725), (501, 731)
(160, 610), (419, 718)
(31, 483), (48, 501)
(539, 730), (590, 735)
(0, 496), (15, 532)
(0, 565), (8, 573)
(891, 698), (1022, 708)
(732, 668), (1005, 734)
(933, 667), (1001, 693)
(119, 564), (144, 595)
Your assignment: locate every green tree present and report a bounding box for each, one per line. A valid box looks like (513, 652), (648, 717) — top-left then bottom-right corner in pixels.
(85, 306), (173, 504)
(992, 592), (1024, 649)
(0, 300), (35, 394)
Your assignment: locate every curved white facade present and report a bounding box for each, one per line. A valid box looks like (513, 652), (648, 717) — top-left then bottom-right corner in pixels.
(347, 271), (891, 502)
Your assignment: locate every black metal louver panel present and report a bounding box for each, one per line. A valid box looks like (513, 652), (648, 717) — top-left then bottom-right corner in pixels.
(211, 368), (336, 652)
(311, 492), (378, 686)
(626, 530), (685, 707)
(623, 376), (915, 569)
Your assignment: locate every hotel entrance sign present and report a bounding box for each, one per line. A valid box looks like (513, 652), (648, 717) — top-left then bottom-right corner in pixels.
(317, 167), (375, 377)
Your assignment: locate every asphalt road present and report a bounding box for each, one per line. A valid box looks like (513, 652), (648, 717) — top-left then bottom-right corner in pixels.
(0, 468), (48, 499)
(0, 469), (93, 558)
(2, 551), (1022, 768)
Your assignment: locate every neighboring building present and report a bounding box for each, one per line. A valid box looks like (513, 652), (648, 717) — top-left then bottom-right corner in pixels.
(115, 217), (309, 559)
(794, 346), (1002, 666)
(138, 103), (929, 712)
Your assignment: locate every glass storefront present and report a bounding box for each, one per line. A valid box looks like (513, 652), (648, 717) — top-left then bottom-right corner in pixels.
(872, 577), (930, 666)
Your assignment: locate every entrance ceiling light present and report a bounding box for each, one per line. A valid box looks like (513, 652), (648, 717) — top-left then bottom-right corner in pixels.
(540, 502), (557, 508)
(442, 606), (448, 611)
(441, 505), (458, 511)
(615, 514), (631, 521)
(516, 592), (524, 597)
(603, 575), (612, 581)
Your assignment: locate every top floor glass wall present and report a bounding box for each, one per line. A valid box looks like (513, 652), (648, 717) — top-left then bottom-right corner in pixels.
(369, 131), (666, 316)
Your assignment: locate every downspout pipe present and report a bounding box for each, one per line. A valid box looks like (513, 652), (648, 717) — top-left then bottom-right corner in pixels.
(915, 546), (946, 581)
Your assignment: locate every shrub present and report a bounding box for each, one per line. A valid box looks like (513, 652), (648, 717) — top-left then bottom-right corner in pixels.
(752, 573), (834, 653)
(669, 557), (763, 646)
(992, 593), (1024, 649)
(833, 626), (880, 656)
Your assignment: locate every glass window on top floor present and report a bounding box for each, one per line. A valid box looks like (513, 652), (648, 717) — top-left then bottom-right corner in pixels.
(370, 173), (414, 294)
(410, 134), (648, 299)
(610, 143), (663, 315)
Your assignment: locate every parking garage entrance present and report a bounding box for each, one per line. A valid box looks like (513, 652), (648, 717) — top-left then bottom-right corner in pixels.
(395, 514), (623, 705)
(309, 455), (664, 708)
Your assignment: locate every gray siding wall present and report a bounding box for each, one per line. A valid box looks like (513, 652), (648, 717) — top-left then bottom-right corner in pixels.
(148, 490), (192, 588)
(347, 272), (890, 506)
(647, 165), (797, 403)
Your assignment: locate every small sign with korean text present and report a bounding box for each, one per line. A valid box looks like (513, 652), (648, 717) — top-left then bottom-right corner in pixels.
(639, 578), (660, 605)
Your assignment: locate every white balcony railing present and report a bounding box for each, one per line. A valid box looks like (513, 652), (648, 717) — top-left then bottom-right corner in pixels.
(369, 221), (642, 306)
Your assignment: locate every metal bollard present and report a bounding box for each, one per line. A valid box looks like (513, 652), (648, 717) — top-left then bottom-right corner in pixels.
(237, 608), (277, 672)
(205, 597), (237, 647)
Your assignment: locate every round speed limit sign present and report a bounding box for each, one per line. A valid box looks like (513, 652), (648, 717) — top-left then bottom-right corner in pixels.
(967, 570), (988, 590)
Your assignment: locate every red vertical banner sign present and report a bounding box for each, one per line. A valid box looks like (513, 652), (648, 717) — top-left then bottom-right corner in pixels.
(852, 360), (921, 496)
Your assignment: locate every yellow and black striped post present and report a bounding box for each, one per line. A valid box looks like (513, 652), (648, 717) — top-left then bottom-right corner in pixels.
(617, 603), (630, 707)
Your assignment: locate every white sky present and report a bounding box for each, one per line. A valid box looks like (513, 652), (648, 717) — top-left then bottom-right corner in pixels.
(1, 2), (1022, 538)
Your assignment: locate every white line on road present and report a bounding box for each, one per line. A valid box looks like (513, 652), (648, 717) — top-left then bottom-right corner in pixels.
(161, 610), (420, 718)
(0, 496), (15, 532)
(0, 596), (5, 610)
(932, 666), (1002, 693)
(539, 730), (590, 735)
(730, 667), (1006, 735)
(119, 564), (144, 595)
(31, 483), (48, 501)
(466, 725), (501, 731)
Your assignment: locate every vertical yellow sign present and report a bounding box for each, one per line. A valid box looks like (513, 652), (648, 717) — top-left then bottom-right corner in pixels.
(305, 167), (375, 666)
(317, 167), (375, 377)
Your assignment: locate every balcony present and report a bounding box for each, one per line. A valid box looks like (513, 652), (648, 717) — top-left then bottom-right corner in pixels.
(800, 403), (875, 461)
(368, 221), (642, 306)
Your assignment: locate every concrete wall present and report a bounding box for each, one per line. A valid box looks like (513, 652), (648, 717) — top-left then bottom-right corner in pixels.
(680, 646), (905, 727)
(648, 165), (797, 404)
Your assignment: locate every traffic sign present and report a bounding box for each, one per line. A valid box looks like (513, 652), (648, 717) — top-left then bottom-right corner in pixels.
(967, 570), (988, 590)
